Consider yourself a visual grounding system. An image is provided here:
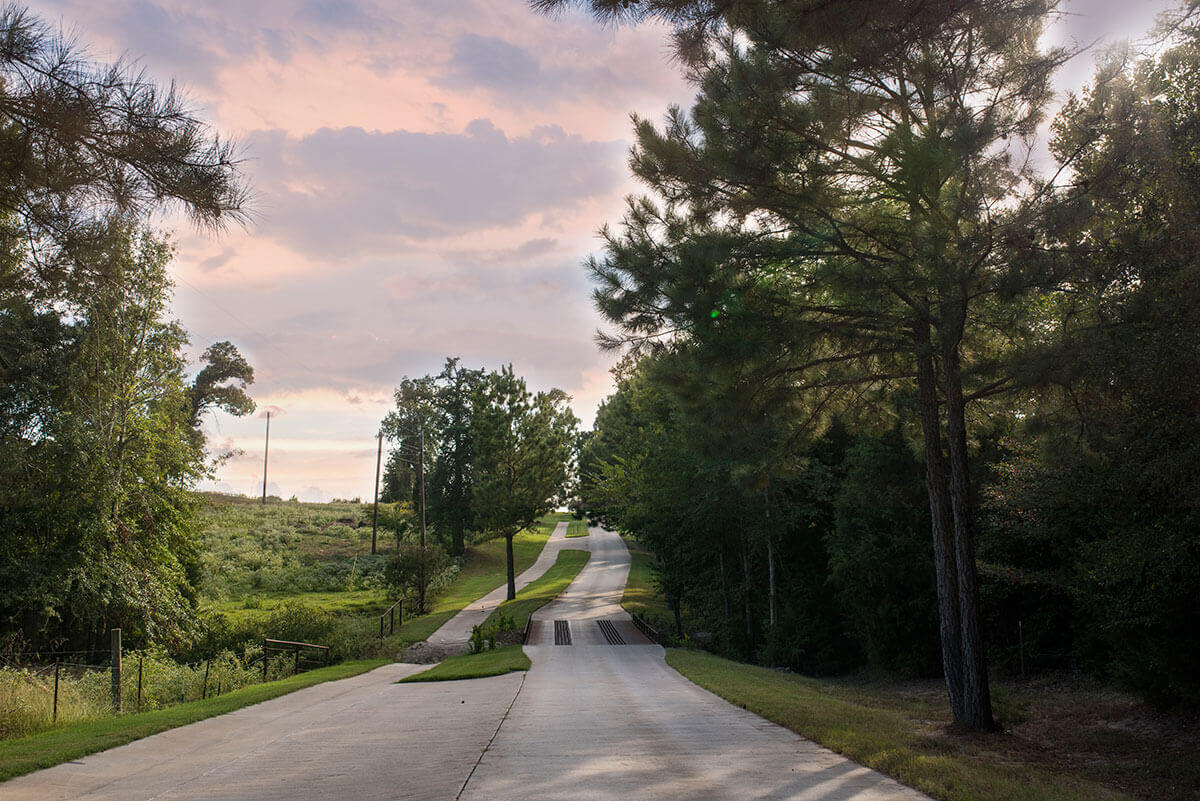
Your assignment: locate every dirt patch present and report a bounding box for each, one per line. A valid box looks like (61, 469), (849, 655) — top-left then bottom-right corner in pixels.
(401, 641), (468, 664)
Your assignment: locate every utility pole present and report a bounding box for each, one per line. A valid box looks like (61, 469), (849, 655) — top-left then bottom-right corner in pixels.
(418, 429), (427, 613)
(261, 411), (270, 504)
(371, 432), (382, 555)
(418, 430), (426, 549)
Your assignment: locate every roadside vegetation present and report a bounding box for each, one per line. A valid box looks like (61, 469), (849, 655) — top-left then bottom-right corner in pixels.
(619, 536), (679, 640)
(0, 660), (385, 782)
(399, 647), (530, 683)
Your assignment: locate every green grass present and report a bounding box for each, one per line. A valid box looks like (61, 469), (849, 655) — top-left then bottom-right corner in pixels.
(481, 549), (591, 630)
(621, 537), (675, 627)
(398, 646), (530, 683)
(665, 649), (1135, 801)
(565, 519), (589, 537)
(0, 660), (386, 782)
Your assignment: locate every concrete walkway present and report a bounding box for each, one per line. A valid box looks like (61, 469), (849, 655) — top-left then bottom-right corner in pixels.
(428, 520), (584, 645)
(3, 524), (932, 800)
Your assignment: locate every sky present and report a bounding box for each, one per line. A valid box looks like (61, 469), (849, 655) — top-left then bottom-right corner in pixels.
(33, 0), (1181, 501)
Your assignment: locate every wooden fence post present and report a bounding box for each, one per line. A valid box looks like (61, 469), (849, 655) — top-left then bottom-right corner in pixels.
(137, 657), (144, 711)
(53, 659), (60, 723)
(262, 638), (269, 683)
(202, 660), (211, 700)
(110, 628), (122, 713)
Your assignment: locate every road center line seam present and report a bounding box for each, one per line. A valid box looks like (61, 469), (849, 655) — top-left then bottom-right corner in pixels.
(455, 670), (528, 801)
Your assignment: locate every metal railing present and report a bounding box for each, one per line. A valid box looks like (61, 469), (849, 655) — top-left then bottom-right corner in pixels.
(262, 638), (329, 681)
(379, 599), (402, 640)
(631, 615), (664, 645)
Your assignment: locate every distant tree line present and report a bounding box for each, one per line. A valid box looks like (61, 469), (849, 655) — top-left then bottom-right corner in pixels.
(0, 7), (253, 653)
(380, 358), (578, 604)
(545, 0), (1200, 727)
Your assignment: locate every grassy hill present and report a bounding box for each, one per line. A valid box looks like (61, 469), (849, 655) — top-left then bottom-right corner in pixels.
(194, 492), (569, 640)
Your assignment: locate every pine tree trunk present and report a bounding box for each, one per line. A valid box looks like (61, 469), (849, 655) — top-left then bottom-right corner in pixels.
(915, 321), (966, 721)
(719, 547), (731, 621)
(765, 487), (777, 630)
(941, 323), (996, 732)
(505, 532), (516, 600)
(740, 540), (756, 661)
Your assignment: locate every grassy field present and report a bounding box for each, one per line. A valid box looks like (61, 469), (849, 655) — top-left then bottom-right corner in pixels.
(197, 495), (565, 650)
(398, 646), (530, 683)
(565, 519), (588, 537)
(481, 549), (591, 630)
(0, 660), (386, 782)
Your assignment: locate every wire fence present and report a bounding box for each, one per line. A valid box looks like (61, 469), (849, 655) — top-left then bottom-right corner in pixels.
(0, 632), (326, 741)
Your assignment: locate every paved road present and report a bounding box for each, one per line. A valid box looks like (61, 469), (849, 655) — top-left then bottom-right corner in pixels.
(459, 526), (930, 801)
(429, 521), (583, 646)
(0, 662), (521, 801)
(3, 525), (930, 800)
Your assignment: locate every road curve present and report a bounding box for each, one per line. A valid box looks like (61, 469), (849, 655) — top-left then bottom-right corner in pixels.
(459, 526), (932, 801)
(429, 520), (584, 645)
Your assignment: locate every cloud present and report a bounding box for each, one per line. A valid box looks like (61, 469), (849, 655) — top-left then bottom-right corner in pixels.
(245, 121), (624, 258)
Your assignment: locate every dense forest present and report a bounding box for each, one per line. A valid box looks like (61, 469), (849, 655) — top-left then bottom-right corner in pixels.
(559, 0), (1200, 729)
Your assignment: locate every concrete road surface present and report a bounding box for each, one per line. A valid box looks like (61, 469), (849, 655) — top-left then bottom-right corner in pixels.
(459, 526), (930, 801)
(3, 524), (930, 800)
(0, 662), (523, 801)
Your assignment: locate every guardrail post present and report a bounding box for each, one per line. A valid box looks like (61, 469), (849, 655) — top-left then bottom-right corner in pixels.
(110, 628), (122, 713)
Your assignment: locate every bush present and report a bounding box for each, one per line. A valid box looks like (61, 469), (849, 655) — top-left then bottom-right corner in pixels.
(384, 542), (451, 613)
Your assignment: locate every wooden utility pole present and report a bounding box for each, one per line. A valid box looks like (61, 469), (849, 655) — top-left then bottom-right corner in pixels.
(418, 430), (426, 549)
(371, 432), (382, 554)
(261, 411), (270, 504)
(418, 430), (427, 613)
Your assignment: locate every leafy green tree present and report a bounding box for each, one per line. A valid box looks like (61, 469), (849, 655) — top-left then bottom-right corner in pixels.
(978, 23), (1200, 705)
(471, 366), (578, 599)
(0, 228), (210, 648)
(829, 427), (939, 676)
(190, 341), (256, 427)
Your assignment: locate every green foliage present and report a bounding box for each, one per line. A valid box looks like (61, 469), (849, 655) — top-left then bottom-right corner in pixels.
(0, 228), (211, 647)
(471, 365), (579, 542)
(828, 429), (940, 676)
(0, 6), (245, 301)
(384, 542), (454, 614)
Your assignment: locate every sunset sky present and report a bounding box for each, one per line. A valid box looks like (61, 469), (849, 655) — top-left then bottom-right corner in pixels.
(34, 0), (1179, 501)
